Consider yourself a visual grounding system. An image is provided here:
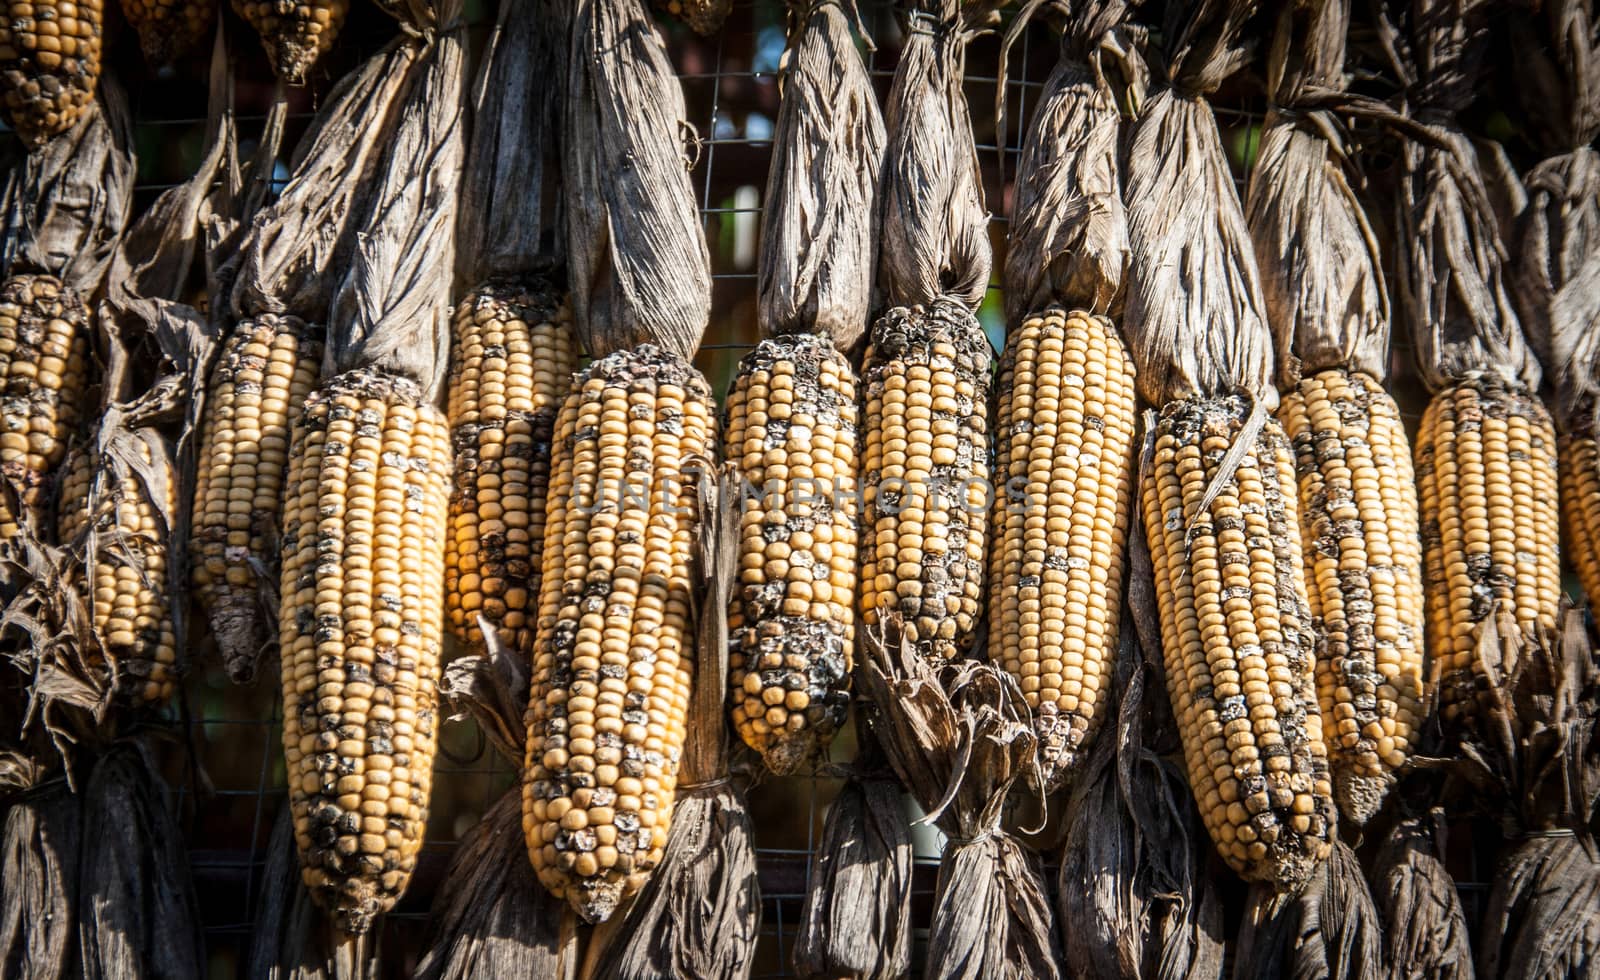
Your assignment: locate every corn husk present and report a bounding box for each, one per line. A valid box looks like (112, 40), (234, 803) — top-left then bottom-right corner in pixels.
(877, 0), (1002, 312)
(792, 718), (915, 980)
(565, 0), (711, 362)
(1245, 0), (1388, 384)
(1381, 0), (1541, 393)
(248, 805), (377, 980)
(651, 0), (730, 35)
(1002, 0), (1144, 322)
(758, 0), (884, 351)
(581, 463), (760, 980)
(0, 78), (134, 300)
(1508, 0), (1600, 433)
(1232, 838), (1384, 980)
(1122, 0), (1276, 409)
(1369, 808), (1474, 980)
(0, 780), (80, 979)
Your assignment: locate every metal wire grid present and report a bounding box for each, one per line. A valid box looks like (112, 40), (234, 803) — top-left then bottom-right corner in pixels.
(100, 1), (1493, 975)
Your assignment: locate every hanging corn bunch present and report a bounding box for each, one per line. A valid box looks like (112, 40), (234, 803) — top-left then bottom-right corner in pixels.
(444, 0), (577, 660)
(1505, 0), (1600, 614)
(992, 0), (1143, 793)
(1245, 0), (1424, 826)
(1123, 0), (1335, 890)
(0, 0), (103, 146)
(726, 0), (883, 775)
(1385, 0), (1559, 728)
(276, 0), (465, 940)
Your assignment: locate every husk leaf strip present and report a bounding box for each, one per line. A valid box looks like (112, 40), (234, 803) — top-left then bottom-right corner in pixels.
(0, 779), (80, 979)
(757, 0), (885, 351)
(1370, 809), (1475, 980)
(1003, 0), (1144, 321)
(1231, 839), (1384, 980)
(565, 0), (712, 363)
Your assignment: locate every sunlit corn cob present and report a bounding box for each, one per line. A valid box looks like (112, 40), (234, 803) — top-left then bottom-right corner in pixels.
(988, 308), (1137, 791)
(860, 298), (991, 663)
(0, 275), (89, 541)
(444, 279), (578, 656)
(0, 0), (102, 146)
(1415, 372), (1561, 722)
(191, 314), (323, 683)
(1280, 368), (1426, 825)
(724, 333), (857, 774)
(118, 0), (212, 66)
(522, 344), (714, 924)
(231, 0), (347, 84)
(58, 440), (179, 706)
(1562, 427), (1600, 609)
(1140, 393), (1335, 887)
(277, 368), (452, 935)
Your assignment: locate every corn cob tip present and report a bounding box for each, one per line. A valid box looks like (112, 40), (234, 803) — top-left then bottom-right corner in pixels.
(210, 594), (267, 685)
(309, 876), (385, 937)
(1334, 771), (1393, 829)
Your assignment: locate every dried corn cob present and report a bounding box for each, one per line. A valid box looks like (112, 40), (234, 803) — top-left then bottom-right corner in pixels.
(58, 439), (178, 706)
(1140, 394), (1335, 886)
(277, 368), (452, 935)
(1415, 373), (1561, 720)
(444, 280), (577, 656)
(724, 333), (857, 774)
(1562, 428), (1600, 610)
(860, 298), (991, 664)
(0, 275), (89, 541)
(522, 345), (714, 924)
(0, 0), (102, 146)
(989, 308), (1136, 790)
(232, 0), (348, 84)
(191, 314), (323, 683)
(650, 0), (728, 36)
(118, 0), (212, 67)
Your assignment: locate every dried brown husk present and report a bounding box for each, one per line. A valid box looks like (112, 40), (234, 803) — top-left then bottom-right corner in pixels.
(859, 622), (1062, 980)
(1233, 839), (1385, 980)
(1123, 0), (1277, 407)
(565, 0), (711, 362)
(582, 462), (760, 980)
(1245, 0), (1389, 383)
(457, 0), (567, 283)
(326, 3), (466, 400)
(414, 789), (577, 980)
(651, 0), (731, 35)
(1384, 0), (1542, 393)
(1003, 1), (1144, 321)
(76, 744), (204, 980)
(1479, 835), (1600, 980)
(0, 779), (80, 979)
(792, 719), (915, 980)
(0, 77), (134, 299)
(758, 0), (884, 351)
(877, 0), (1002, 312)
(248, 805), (377, 980)
(1370, 809), (1475, 980)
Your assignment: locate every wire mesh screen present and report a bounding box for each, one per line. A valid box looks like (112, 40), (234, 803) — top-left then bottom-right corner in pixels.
(108, 1), (1494, 976)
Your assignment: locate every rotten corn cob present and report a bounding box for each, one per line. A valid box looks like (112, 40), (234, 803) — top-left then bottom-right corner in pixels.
(522, 344), (715, 924)
(0, 0), (102, 146)
(58, 438), (179, 706)
(989, 308), (1136, 790)
(277, 368), (452, 935)
(0, 274), (89, 541)
(860, 298), (991, 664)
(725, 333), (857, 774)
(232, 0), (348, 84)
(444, 279), (577, 657)
(190, 314), (323, 683)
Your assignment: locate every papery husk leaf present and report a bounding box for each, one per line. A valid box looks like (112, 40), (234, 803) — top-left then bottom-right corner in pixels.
(230, 39), (417, 322)
(1506, 0), (1600, 155)
(1233, 840), (1384, 980)
(1478, 835), (1600, 980)
(792, 720), (914, 980)
(414, 788), (577, 980)
(1003, 1), (1142, 321)
(457, 0), (567, 282)
(1517, 147), (1600, 430)
(758, 0), (884, 350)
(248, 805), (378, 980)
(441, 625), (529, 766)
(565, 0), (711, 362)
(76, 744), (204, 980)
(877, 0), (1002, 312)
(583, 462), (759, 980)
(0, 780), (79, 979)
(0, 78), (134, 298)
(328, 5), (466, 401)
(1370, 811), (1474, 980)
(1124, 0), (1275, 406)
